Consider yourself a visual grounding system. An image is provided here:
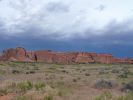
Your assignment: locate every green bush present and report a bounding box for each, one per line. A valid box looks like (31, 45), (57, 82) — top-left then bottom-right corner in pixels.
(58, 90), (63, 97)
(121, 81), (133, 92)
(17, 81), (33, 92)
(117, 92), (133, 100)
(34, 82), (46, 90)
(95, 91), (112, 100)
(44, 94), (53, 100)
(118, 74), (128, 78)
(0, 88), (8, 96)
(16, 96), (28, 100)
(95, 92), (133, 100)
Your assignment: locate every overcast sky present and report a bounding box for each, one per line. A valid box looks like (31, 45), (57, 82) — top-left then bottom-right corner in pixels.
(0, 0), (133, 57)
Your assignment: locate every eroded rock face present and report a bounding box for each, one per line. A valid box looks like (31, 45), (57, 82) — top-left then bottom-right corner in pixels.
(0, 47), (133, 64)
(33, 51), (78, 64)
(27, 51), (36, 61)
(52, 52), (78, 64)
(0, 53), (2, 61)
(34, 50), (55, 63)
(1, 47), (32, 62)
(95, 54), (114, 64)
(75, 52), (95, 64)
(114, 58), (133, 64)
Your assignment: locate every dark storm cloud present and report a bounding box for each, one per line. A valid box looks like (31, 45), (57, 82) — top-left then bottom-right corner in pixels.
(1, 29), (133, 58)
(84, 20), (133, 45)
(0, 30), (133, 58)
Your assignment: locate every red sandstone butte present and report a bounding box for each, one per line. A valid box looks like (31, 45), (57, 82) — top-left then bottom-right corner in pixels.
(0, 47), (133, 64)
(1, 47), (32, 62)
(75, 52), (95, 63)
(95, 54), (115, 64)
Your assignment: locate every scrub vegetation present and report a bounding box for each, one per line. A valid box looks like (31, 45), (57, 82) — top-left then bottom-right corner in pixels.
(0, 62), (132, 100)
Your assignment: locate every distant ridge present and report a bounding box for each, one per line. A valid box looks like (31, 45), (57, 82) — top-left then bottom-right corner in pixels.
(0, 47), (133, 64)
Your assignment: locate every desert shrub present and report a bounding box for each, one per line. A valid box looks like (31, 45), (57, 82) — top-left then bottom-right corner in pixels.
(121, 81), (133, 92)
(85, 73), (90, 76)
(0, 88), (8, 96)
(117, 92), (133, 100)
(82, 69), (86, 71)
(77, 77), (81, 80)
(79, 70), (82, 73)
(9, 62), (18, 67)
(121, 68), (130, 74)
(56, 81), (65, 87)
(94, 79), (117, 89)
(44, 94), (53, 100)
(17, 81), (33, 92)
(76, 68), (80, 71)
(117, 68), (131, 78)
(0, 69), (6, 74)
(58, 90), (63, 97)
(25, 70), (35, 74)
(73, 78), (77, 82)
(33, 66), (39, 70)
(95, 92), (133, 100)
(62, 70), (68, 74)
(7, 82), (17, 92)
(118, 67), (133, 77)
(12, 69), (20, 74)
(118, 73), (128, 78)
(128, 72), (133, 75)
(29, 70), (35, 74)
(16, 95), (28, 100)
(99, 69), (109, 74)
(95, 91), (113, 100)
(34, 82), (46, 90)
(111, 69), (120, 73)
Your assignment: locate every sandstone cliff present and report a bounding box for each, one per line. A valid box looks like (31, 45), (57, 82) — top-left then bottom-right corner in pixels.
(0, 47), (133, 64)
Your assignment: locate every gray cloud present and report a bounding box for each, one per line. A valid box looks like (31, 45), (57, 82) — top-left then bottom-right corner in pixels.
(0, 0), (133, 40)
(46, 2), (69, 13)
(96, 4), (106, 11)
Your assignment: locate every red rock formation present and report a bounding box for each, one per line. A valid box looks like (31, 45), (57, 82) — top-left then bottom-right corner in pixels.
(52, 52), (78, 64)
(1, 47), (32, 62)
(34, 50), (54, 63)
(75, 52), (95, 64)
(0, 47), (133, 64)
(33, 51), (78, 64)
(95, 54), (115, 64)
(113, 58), (133, 64)
(0, 53), (2, 61)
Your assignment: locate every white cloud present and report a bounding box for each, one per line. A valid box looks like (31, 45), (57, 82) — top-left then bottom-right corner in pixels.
(0, 0), (133, 39)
